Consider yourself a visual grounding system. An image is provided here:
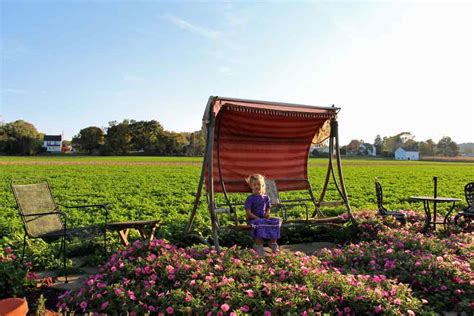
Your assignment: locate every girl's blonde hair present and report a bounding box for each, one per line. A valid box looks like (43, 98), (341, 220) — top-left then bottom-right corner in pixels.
(246, 174), (266, 194)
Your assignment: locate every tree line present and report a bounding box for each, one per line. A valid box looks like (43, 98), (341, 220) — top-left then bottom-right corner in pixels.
(72, 120), (205, 155)
(0, 120), (205, 156)
(342, 132), (460, 157)
(0, 121), (462, 157)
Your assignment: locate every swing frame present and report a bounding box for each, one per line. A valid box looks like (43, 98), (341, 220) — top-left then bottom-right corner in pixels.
(185, 96), (356, 250)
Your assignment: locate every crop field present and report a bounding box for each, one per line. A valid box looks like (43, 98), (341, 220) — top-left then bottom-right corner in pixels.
(1, 156), (472, 240)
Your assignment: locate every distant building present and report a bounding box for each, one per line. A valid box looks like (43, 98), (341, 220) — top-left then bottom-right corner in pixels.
(43, 135), (62, 152)
(394, 147), (419, 160)
(359, 143), (376, 156)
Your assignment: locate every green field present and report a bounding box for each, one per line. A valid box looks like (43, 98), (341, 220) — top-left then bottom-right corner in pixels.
(1, 156), (472, 239)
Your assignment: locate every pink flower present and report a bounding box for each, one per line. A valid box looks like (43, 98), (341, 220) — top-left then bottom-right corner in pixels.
(240, 305), (250, 312)
(386, 248), (394, 254)
(230, 313), (237, 316)
(407, 310), (415, 316)
(166, 306), (174, 314)
(264, 311), (272, 316)
(344, 307), (351, 313)
(101, 301), (109, 310)
(245, 289), (254, 298)
(374, 305), (383, 313)
(110, 266), (116, 272)
(221, 303), (230, 312)
(114, 288), (122, 295)
(373, 275), (382, 283)
(394, 298), (401, 305)
(185, 293), (192, 302)
(80, 301), (87, 311)
(127, 290), (136, 300)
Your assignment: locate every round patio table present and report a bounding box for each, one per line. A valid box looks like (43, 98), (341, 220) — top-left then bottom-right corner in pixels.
(409, 196), (461, 231)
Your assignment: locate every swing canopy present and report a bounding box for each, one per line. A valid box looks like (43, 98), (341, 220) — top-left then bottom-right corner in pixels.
(203, 97), (339, 193)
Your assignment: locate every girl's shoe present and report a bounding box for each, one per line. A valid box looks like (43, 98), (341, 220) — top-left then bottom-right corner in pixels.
(270, 243), (279, 253)
(253, 245), (265, 256)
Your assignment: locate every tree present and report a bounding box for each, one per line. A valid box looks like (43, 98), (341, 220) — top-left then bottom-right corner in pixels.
(129, 120), (165, 153)
(187, 130), (205, 156)
(106, 120), (132, 154)
(436, 136), (459, 157)
(0, 120), (43, 155)
(382, 132), (415, 157)
(72, 126), (105, 154)
(419, 139), (435, 157)
(374, 135), (383, 156)
(346, 139), (363, 155)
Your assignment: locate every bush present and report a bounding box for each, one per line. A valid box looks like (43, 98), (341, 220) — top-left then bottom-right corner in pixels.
(58, 239), (423, 314)
(0, 247), (38, 298)
(318, 213), (474, 313)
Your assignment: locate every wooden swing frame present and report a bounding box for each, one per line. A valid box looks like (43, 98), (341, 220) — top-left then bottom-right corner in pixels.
(185, 96), (356, 251)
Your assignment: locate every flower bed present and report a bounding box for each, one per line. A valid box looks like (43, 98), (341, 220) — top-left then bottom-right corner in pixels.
(319, 211), (474, 313)
(59, 238), (423, 314)
(0, 247), (38, 299)
(57, 211), (473, 314)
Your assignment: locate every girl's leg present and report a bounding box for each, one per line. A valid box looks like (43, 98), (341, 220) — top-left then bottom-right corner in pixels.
(269, 239), (279, 253)
(253, 238), (265, 256)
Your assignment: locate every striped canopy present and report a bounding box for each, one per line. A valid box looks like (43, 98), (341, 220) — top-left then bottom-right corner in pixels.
(204, 97), (338, 193)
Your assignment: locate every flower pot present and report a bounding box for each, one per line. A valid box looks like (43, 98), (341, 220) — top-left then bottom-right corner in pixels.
(0, 298), (28, 316)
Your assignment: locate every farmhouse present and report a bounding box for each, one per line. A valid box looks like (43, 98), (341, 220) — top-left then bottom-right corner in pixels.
(394, 147), (419, 160)
(43, 135), (62, 152)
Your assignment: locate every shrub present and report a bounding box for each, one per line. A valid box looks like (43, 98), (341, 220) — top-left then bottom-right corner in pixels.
(318, 224), (474, 313)
(0, 247), (38, 298)
(58, 239), (423, 314)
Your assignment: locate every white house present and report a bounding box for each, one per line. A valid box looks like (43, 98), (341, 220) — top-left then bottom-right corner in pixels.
(394, 147), (419, 160)
(43, 135), (62, 152)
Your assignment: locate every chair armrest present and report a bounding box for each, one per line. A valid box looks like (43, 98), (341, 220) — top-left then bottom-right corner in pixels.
(57, 204), (109, 225)
(58, 203), (110, 210)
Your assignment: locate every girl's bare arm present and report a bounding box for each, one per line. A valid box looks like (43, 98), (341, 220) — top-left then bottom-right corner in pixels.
(246, 208), (259, 220)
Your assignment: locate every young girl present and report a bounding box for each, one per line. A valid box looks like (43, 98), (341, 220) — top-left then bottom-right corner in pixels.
(244, 174), (280, 256)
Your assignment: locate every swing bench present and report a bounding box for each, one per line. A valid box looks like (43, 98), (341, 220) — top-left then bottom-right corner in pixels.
(185, 96), (356, 250)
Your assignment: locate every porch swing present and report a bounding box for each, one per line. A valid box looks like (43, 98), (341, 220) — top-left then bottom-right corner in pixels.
(185, 96), (356, 250)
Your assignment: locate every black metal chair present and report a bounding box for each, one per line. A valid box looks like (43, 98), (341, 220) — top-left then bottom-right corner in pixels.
(11, 181), (108, 283)
(454, 182), (474, 229)
(375, 179), (407, 225)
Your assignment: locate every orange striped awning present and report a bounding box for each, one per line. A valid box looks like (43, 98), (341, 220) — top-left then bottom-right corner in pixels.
(204, 97), (338, 193)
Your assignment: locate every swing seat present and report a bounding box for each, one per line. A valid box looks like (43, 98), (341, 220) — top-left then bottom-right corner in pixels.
(265, 179), (348, 226)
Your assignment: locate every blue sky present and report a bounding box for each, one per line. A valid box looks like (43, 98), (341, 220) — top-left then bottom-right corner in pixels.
(1, 1), (472, 144)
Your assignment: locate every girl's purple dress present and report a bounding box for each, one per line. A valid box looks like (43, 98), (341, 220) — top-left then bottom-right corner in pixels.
(244, 194), (281, 240)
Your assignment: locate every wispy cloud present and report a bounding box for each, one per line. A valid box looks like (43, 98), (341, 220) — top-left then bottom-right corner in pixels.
(163, 14), (220, 40)
(2, 88), (27, 95)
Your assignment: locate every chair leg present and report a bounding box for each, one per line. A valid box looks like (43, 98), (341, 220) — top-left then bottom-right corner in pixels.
(62, 236), (68, 284)
(21, 235), (27, 263)
(103, 230), (108, 260)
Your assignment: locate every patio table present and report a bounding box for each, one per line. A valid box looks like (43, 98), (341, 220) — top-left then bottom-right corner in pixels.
(107, 220), (161, 246)
(409, 196), (461, 231)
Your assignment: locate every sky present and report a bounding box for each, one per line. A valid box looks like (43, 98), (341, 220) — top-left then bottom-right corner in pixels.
(1, 0), (473, 145)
